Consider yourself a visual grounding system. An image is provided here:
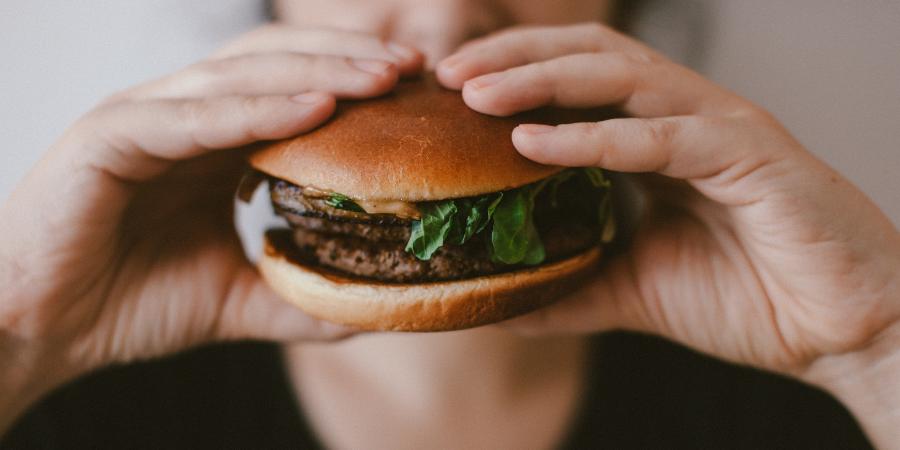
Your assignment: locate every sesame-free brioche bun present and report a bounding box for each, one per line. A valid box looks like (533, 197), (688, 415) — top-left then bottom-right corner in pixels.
(260, 230), (601, 332)
(250, 73), (603, 202)
(250, 73), (613, 332)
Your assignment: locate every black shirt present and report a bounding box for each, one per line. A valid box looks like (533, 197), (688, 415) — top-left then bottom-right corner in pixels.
(1, 332), (874, 449)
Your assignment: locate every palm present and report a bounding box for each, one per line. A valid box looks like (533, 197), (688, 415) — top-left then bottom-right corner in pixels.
(568, 169), (897, 375)
(6, 151), (251, 368)
(434, 23), (900, 376)
(79, 153), (251, 362)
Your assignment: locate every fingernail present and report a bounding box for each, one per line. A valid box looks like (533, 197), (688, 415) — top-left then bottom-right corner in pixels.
(518, 124), (556, 134)
(465, 71), (507, 90)
(351, 58), (392, 76)
(290, 92), (328, 104)
(386, 42), (418, 61)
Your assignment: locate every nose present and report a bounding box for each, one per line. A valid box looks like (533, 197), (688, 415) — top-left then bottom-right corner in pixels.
(388, 0), (511, 67)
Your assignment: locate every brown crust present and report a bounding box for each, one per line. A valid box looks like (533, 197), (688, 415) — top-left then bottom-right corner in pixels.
(258, 230), (602, 332)
(250, 73), (616, 202)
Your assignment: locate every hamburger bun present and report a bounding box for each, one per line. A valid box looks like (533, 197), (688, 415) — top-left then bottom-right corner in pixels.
(250, 73), (615, 332)
(260, 229), (601, 332)
(250, 75), (602, 202)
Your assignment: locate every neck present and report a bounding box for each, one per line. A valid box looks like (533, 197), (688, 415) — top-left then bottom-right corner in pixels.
(284, 326), (589, 450)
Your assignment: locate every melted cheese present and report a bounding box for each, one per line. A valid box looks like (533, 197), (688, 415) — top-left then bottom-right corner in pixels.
(355, 199), (420, 220)
(303, 185), (420, 220)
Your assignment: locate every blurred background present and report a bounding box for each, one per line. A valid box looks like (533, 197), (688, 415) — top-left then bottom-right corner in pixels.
(2, 0), (898, 230)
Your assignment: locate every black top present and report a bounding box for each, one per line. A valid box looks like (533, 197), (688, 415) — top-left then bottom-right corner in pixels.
(1, 332), (874, 450)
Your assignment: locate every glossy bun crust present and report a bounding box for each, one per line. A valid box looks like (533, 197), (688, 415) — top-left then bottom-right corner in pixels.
(259, 230), (601, 332)
(249, 73), (611, 201)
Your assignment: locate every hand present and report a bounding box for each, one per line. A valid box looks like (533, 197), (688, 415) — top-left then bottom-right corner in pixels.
(0, 24), (423, 431)
(437, 22), (900, 443)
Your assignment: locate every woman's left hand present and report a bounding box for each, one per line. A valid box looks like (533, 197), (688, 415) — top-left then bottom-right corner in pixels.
(436, 23), (900, 444)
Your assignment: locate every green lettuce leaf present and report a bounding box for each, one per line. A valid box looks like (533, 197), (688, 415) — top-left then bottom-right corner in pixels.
(404, 200), (457, 260)
(581, 167), (615, 243)
(407, 192), (504, 260)
(405, 168), (614, 265)
(490, 187), (544, 264)
(324, 193), (365, 212)
(446, 193), (503, 245)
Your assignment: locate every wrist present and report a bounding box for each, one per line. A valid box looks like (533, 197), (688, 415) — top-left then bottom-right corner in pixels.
(0, 335), (78, 437)
(0, 271), (86, 437)
(1, 340), (50, 435)
(805, 323), (900, 449)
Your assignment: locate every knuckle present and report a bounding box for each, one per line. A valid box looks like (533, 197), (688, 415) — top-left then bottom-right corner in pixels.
(646, 118), (678, 149)
(583, 21), (610, 38)
(67, 103), (128, 150)
(531, 60), (556, 90)
(175, 96), (269, 149)
(581, 21), (617, 45)
(235, 97), (272, 141)
(607, 51), (645, 71)
(178, 59), (231, 93)
(583, 121), (614, 166)
(175, 98), (222, 147)
(176, 99), (208, 132)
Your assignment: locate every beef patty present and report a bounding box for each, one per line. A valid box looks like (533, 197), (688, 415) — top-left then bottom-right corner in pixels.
(269, 179), (600, 283)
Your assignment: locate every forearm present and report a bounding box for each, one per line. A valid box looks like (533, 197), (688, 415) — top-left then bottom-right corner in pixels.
(0, 258), (79, 437)
(0, 337), (70, 437)
(807, 321), (900, 449)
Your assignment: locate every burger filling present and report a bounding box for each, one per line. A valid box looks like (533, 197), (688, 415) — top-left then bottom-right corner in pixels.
(243, 168), (614, 283)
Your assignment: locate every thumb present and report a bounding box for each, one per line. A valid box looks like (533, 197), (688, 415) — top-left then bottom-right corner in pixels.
(501, 253), (651, 337)
(215, 266), (361, 343)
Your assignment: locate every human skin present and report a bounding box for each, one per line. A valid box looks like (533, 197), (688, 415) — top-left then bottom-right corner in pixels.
(271, 0), (615, 68)
(0, 26), (425, 434)
(435, 23), (900, 447)
(2, 0), (900, 447)
(278, 1), (900, 445)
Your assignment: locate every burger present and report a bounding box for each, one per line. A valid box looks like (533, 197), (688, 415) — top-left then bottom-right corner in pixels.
(240, 74), (616, 332)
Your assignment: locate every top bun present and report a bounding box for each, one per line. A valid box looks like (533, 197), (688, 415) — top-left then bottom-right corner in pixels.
(250, 73), (610, 202)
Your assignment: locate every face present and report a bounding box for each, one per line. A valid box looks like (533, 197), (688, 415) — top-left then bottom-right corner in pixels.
(272, 0), (615, 65)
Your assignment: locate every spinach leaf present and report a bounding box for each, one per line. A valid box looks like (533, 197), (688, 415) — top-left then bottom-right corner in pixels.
(405, 200), (457, 260)
(445, 198), (474, 246)
(490, 187), (545, 265)
(404, 168), (614, 265)
(324, 193), (365, 213)
(447, 193), (503, 245)
(580, 168), (615, 243)
(582, 166), (611, 189)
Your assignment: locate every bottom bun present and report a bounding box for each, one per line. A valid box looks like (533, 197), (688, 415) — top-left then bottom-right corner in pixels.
(258, 230), (602, 332)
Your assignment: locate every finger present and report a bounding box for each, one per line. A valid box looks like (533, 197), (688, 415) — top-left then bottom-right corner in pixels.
(0, 93), (334, 266)
(216, 266), (360, 342)
(0, 92), (337, 315)
(116, 53), (401, 101)
(501, 260), (640, 337)
(211, 25), (424, 76)
(76, 93), (335, 184)
(460, 52), (740, 118)
(511, 113), (792, 206)
(436, 23), (662, 89)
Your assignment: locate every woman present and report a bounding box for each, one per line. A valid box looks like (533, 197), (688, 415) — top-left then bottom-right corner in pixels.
(1, 0), (896, 448)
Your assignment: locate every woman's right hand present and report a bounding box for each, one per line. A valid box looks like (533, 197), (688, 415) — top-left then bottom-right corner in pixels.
(0, 25), (423, 434)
